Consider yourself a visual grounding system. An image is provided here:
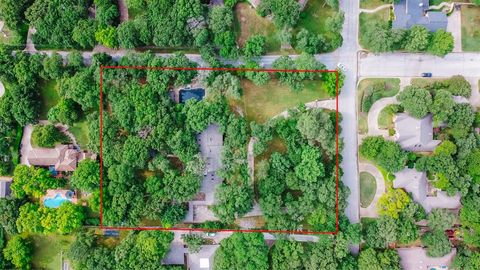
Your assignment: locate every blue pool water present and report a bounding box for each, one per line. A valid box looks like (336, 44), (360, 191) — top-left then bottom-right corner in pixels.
(43, 194), (70, 208)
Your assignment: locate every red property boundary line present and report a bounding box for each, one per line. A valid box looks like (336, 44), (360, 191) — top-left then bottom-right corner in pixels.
(99, 65), (340, 235)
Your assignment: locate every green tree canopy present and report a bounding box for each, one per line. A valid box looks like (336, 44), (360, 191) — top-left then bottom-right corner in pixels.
(397, 86), (432, 119)
(3, 235), (33, 270)
(214, 233), (269, 270)
(11, 165), (61, 199)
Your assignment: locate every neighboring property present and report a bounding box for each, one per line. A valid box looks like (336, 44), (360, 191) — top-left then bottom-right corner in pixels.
(185, 124), (223, 223)
(0, 177), (12, 198)
(394, 113), (441, 152)
(187, 245), (220, 270)
(27, 144), (88, 172)
(393, 168), (461, 213)
(393, 0), (448, 31)
(397, 247), (456, 270)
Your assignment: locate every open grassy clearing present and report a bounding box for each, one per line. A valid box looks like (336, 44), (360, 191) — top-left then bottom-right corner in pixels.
(296, 0), (338, 44)
(360, 0), (389, 9)
(357, 78), (400, 134)
(0, 23), (28, 48)
(70, 119), (89, 149)
(233, 3), (282, 53)
(39, 80), (60, 119)
(461, 5), (480, 51)
(359, 8), (391, 49)
(31, 233), (74, 270)
(236, 79), (329, 123)
(360, 171), (377, 208)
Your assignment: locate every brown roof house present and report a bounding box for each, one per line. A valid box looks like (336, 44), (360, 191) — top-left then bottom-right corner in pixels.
(394, 113), (441, 152)
(27, 145), (80, 172)
(393, 168), (460, 213)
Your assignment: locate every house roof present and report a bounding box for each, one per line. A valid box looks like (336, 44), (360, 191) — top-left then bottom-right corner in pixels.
(397, 247), (456, 270)
(393, 0), (448, 32)
(394, 113), (441, 152)
(27, 145), (79, 171)
(394, 167), (460, 212)
(196, 125), (223, 173)
(187, 245), (220, 270)
(0, 179), (11, 198)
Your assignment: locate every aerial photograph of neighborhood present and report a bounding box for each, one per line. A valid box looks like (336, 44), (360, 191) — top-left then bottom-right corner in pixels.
(0, 0), (479, 269)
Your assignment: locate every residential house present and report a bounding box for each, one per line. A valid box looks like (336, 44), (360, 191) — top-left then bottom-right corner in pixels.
(394, 113), (441, 152)
(27, 144), (88, 172)
(0, 177), (12, 198)
(187, 245), (220, 270)
(393, 168), (460, 213)
(185, 124), (223, 223)
(393, 0), (448, 32)
(397, 247), (456, 270)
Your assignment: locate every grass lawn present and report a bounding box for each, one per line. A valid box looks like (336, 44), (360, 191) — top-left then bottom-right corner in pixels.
(31, 233), (74, 270)
(360, 171), (377, 208)
(360, 0), (389, 9)
(296, 0), (338, 44)
(461, 5), (480, 51)
(378, 106), (393, 129)
(357, 78), (400, 134)
(70, 120), (89, 150)
(236, 79), (329, 123)
(0, 23), (28, 48)
(359, 9), (391, 49)
(39, 80), (60, 119)
(233, 3), (282, 53)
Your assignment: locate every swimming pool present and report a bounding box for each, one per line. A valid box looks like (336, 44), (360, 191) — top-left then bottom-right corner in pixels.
(43, 193), (72, 208)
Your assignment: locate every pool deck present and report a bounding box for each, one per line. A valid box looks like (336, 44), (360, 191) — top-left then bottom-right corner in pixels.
(42, 189), (78, 206)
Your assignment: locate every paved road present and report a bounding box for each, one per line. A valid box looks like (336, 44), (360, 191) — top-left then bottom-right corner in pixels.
(335, 0), (361, 224)
(359, 52), (480, 77)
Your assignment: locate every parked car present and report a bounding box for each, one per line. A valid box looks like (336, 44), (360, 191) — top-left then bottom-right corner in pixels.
(336, 63), (347, 72)
(421, 72), (432, 77)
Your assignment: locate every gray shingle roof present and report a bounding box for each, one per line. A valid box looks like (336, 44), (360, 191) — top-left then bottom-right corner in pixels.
(393, 0), (447, 32)
(394, 113), (441, 152)
(393, 168), (460, 212)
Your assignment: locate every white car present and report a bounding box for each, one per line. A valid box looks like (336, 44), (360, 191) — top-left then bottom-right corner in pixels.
(336, 63), (347, 72)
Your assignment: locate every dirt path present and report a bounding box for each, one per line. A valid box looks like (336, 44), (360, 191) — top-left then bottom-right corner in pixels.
(117, 0), (129, 22)
(359, 4), (392, 14)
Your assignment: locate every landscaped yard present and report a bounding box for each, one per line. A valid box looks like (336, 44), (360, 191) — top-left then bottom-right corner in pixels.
(39, 80), (60, 119)
(360, 0), (389, 9)
(357, 78), (400, 134)
(233, 3), (282, 53)
(378, 104), (402, 135)
(70, 119), (89, 149)
(296, 0), (338, 45)
(31, 233), (74, 270)
(461, 5), (480, 51)
(236, 79), (329, 123)
(359, 8), (391, 49)
(360, 171), (377, 208)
